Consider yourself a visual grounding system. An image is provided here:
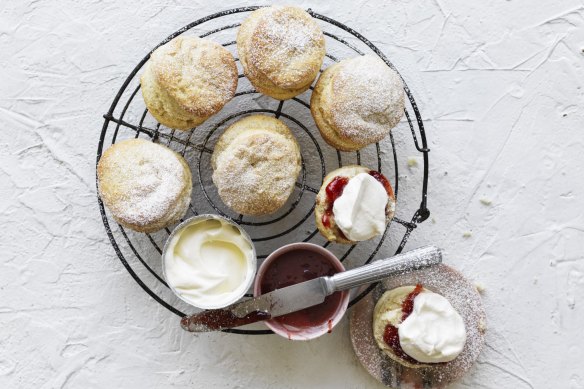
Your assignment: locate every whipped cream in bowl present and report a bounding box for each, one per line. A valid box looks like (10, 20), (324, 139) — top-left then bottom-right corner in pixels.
(162, 215), (256, 310)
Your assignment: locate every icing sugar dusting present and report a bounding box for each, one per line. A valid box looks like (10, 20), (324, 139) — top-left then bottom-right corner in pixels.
(331, 55), (405, 146)
(246, 6), (325, 89)
(212, 130), (300, 216)
(99, 139), (188, 228)
(261, 13), (313, 51)
(151, 36), (237, 115)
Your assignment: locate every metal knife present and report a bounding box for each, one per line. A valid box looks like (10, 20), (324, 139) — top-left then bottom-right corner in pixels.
(180, 245), (442, 332)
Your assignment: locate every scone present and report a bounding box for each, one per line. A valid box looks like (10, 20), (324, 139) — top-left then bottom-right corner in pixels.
(237, 6), (325, 100)
(212, 115), (301, 216)
(98, 139), (192, 233)
(311, 55), (405, 151)
(373, 285), (467, 369)
(315, 165), (395, 244)
(141, 36), (238, 130)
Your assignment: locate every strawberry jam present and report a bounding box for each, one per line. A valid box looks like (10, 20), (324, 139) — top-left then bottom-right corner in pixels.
(369, 170), (394, 198)
(259, 249), (343, 329)
(400, 284), (423, 321)
(382, 325), (416, 363)
(322, 176), (349, 228)
(383, 284), (424, 364)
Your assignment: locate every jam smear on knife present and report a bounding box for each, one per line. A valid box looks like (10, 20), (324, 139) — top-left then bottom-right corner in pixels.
(181, 309), (271, 331)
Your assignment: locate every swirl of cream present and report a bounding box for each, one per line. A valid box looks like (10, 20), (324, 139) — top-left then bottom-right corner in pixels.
(164, 218), (255, 309)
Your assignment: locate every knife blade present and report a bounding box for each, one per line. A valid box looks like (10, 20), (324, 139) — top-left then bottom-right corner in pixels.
(180, 278), (327, 332)
(180, 245), (442, 332)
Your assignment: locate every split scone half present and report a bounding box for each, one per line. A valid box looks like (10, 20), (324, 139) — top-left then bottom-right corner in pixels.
(315, 165), (395, 244)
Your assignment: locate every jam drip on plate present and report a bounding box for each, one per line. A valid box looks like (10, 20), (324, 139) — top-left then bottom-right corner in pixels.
(383, 284), (424, 365)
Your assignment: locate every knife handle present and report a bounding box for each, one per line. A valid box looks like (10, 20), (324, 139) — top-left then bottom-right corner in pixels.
(325, 246), (442, 294)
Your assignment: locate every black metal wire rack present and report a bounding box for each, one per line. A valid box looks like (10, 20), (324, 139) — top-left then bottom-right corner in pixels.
(96, 6), (430, 335)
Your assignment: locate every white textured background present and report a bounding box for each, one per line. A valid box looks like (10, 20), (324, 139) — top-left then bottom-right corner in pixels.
(1, 0), (584, 388)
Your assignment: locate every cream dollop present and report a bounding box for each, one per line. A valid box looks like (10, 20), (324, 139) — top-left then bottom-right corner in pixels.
(332, 173), (388, 241)
(398, 291), (467, 363)
(164, 217), (255, 309)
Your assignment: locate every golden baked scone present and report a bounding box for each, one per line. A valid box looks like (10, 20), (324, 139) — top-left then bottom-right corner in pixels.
(372, 286), (433, 369)
(212, 115), (301, 216)
(311, 55), (405, 151)
(98, 139), (192, 233)
(315, 165), (395, 244)
(141, 36), (238, 130)
(237, 6), (325, 100)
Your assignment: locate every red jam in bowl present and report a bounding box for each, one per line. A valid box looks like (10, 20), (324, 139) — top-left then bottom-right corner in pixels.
(258, 248), (345, 331)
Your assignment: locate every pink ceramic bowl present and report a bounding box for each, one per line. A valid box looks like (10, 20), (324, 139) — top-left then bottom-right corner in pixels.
(254, 243), (350, 340)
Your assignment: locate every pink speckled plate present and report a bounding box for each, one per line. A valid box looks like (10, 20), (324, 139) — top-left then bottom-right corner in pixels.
(349, 264), (486, 388)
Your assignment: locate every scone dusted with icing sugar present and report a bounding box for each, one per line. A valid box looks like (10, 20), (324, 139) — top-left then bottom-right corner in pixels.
(141, 36), (238, 130)
(311, 55), (405, 151)
(237, 6), (326, 100)
(97, 139), (192, 233)
(315, 165), (395, 244)
(211, 115), (301, 216)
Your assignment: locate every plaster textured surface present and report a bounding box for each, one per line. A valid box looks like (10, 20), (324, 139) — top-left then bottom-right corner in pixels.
(1, 0), (583, 388)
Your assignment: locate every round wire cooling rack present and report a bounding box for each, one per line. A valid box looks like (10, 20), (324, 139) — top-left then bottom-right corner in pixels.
(96, 6), (431, 335)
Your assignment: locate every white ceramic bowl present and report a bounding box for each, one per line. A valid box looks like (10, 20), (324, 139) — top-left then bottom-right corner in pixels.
(162, 214), (256, 310)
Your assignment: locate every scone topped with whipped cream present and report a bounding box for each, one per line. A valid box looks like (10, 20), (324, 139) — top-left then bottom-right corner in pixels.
(373, 285), (467, 368)
(315, 165), (395, 244)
